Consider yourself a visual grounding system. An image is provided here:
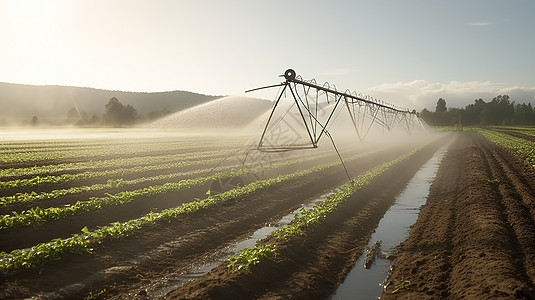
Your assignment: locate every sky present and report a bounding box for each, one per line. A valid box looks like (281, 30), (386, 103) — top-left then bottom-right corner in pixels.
(1, 0), (534, 111)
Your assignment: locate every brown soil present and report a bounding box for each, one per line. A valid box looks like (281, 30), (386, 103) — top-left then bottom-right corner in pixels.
(5, 132), (533, 299)
(0, 147), (377, 251)
(493, 128), (535, 143)
(164, 136), (446, 300)
(0, 138), (434, 299)
(382, 132), (535, 299)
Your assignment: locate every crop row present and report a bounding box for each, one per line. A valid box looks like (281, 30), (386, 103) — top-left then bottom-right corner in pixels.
(0, 140), (117, 151)
(226, 146), (420, 272)
(0, 145), (384, 271)
(492, 126), (535, 134)
(0, 138), (211, 153)
(506, 128), (535, 138)
(1, 167), (222, 208)
(0, 134), (232, 150)
(0, 148), (347, 230)
(478, 129), (535, 168)
(0, 149), (229, 179)
(0, 149), (322, 207)
(0, 141), (180, 155)
(0, 152), (238, 191)
(1, 169), (212, 207)
(0, 139), (238, 164)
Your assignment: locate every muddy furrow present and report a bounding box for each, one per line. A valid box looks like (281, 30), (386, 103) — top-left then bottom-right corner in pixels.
(2, 170), (341, 299)
(448, 133), (531, 298)
(1, 145), (407, 299)
(494, 129), (535, 143)
(0, 147), (402, 252)
(383, 134), (466, 299)
(480, 137), (535, 220)
(475, 134), (535, 285)
(254, 153), (434, 299)
(383, 132), (535, 299)
(165, 135), (449, 299)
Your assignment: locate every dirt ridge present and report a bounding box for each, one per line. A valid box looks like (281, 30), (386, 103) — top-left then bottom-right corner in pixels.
(165, 135), (449, 299)
(382, 132), (535, 299)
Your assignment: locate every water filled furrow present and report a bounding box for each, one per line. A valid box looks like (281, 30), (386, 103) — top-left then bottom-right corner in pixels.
(332, 141), (451, 299)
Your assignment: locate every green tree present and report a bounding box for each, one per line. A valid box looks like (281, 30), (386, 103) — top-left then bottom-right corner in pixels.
(464, 99), (485, 125)
(420, 94), (534, 126)
(435, 98), (447, 113)
(104, 97), (137, 126)
(31, 116), (38, 126)
(434, 98), (447, 125)
(88, 113), (100, 125)
(419, 108), (434, 125)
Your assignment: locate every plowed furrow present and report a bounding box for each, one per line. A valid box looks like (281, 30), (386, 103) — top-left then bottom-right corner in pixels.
(165, 135), (450, 300)
(475, 135), (535, 285)
(383, 132), (535, 299)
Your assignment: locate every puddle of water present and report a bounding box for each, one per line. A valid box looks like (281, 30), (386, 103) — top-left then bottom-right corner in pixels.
(40, 140), (449, 299)
(332, 142), (450, 300)
(38, 187), (336, 299)
(149, 189), (337, 298)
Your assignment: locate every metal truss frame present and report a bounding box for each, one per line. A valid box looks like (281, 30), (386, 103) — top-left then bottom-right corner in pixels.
(247, 69), (427, 151)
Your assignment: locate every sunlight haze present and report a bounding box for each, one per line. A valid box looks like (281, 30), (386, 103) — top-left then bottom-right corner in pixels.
(1, 0), (534, 110)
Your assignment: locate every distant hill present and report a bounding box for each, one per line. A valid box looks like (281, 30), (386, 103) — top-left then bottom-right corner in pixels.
(0, 82), (222, 123)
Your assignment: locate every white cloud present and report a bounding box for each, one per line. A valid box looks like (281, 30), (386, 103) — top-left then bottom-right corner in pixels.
(363, 80), (535, 111)
(470, 21), (492, 26)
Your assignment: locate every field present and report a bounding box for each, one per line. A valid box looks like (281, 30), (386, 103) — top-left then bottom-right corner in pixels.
(1, 127), (535, 299)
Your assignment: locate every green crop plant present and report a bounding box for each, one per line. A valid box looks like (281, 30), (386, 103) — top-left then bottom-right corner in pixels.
(0, 147), (324, 207)
(0, 149), (224, 178)
(0, 145), (388, 271)
(0, 235), (90, 270)
(389, 279), (412, 294)
(273, 148), (418, 240)
(226, 244), (276, 272)
(0, 136), (440, 272)
(478, 129), (535, 168)
(225, 143), (431, 273)
(0, 155), (232, 190)
(0, 138), (226, 164)
(84, 288), (107, 300)
(0, 147), (351, 230)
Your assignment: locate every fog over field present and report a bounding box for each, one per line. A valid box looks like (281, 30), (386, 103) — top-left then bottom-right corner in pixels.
(1, 1), (535, 121)
(1, 1), (535, 299)
(0, 82), (221, 124)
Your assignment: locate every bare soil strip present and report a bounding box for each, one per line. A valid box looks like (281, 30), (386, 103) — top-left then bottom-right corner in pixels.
(0, 141), (425, 299)
(164, 136), (449, 299)
(494, 129), (535, 143)
(382, 132), (535, 299)
(0, 147), (379, 251)
(4, 131), (534, 299)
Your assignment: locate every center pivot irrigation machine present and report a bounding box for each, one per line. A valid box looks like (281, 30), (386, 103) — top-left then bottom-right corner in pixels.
(214, 69), (428, 191)
(247, 69), (427, 152)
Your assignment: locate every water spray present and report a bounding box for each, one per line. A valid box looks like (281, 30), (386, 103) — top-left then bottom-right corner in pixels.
(246, 69), (428, 179)
(247, 69), (427, 151)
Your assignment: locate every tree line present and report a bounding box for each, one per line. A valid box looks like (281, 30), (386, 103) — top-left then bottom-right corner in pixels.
(21, 97), (170, 127)
(420, 95), (535, 126)
(63, 97), (170, 127)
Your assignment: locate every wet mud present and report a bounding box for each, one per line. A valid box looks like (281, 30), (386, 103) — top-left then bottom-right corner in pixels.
(5, 132), (533, 299)
(382, 132), (535, 299)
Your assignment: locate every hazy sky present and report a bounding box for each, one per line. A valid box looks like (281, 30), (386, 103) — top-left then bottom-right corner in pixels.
(1, 0), (534, 110)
